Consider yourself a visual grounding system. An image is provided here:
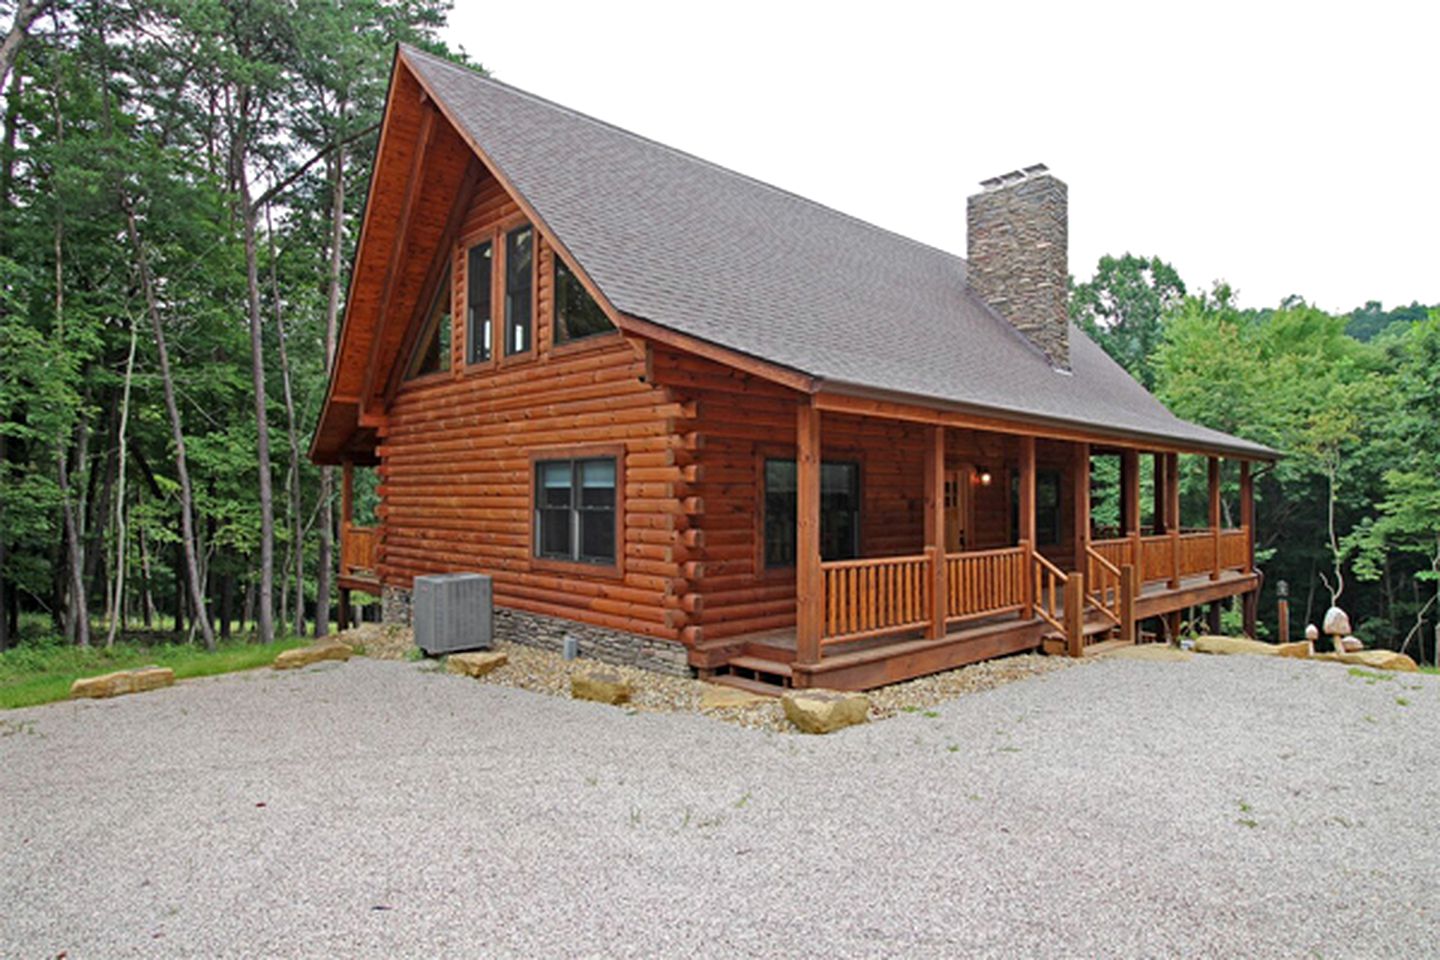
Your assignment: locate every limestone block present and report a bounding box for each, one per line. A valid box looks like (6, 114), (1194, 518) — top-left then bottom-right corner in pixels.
(1193, 635), (1278, 657)
(447, 651), (508, 678)
(781, 689), (870, 734)
(571, 670), (632, 705)
(700, 684), (772, 709)
(70, 666), (175, 699)
(1315, 649), (1419, 673)
(273, 641), (352, 670)
(1276, 641), (1312, 659)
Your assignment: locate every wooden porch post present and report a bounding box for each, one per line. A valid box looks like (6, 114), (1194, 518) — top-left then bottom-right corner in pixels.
(1166, 452), (1181, 589)
(923, 425), (947, 639)
(795, 400), (823, 666)
(1123, 448), (1141, 596)
(1208, 456), (1222, 581)
(1152, 452), (1167, 535)
(1019, 436), (1036, 619)
(1073, 442), (1091, 574)
(1239, 460), (1254, 574)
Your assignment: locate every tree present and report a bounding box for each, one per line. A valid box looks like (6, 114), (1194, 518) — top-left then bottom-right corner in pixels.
(1070, 253), (1186, 389)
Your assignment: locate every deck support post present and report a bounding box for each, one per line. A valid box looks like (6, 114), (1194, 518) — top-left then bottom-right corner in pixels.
(1064, 573), (1085, 658)
(1208, 456), (1222, 581)
(1120, 565), (1136, 644)
(1207, 600), (1222, 634)
(1122, 448), (1141, 596)
(1019, 436), (1036, 619)
(1242, 590), (1258, 639)
(1166, 452), (1181, 589)
(1239, 460), (1254, 574)
(338, 458), (355, 635)
(795, 400), (823, 666)
(1073, 441), (1091, 575)
(923, 425), (947, 639)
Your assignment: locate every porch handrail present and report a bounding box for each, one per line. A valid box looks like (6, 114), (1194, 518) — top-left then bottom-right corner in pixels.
(946, 546), (1027, 623)
(1031, 551), (1068, 633)
(821, 552), (932, 646)
(1084, 545), (1123, 627)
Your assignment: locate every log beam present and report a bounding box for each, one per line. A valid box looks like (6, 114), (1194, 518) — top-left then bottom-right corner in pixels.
(795, 400), (823, 666)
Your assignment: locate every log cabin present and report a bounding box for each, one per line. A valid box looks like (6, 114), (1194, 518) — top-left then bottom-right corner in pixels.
(310, 45), (1279, 692)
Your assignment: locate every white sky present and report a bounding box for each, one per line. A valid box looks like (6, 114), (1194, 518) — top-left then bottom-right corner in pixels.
(444, 1), (1438, 314)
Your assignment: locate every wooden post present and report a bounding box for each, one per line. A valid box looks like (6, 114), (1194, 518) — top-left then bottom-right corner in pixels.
(1123, 448), (1142, 596)
(795, 400), (823, 666)
(1207, 600), (1222, 633)
(1019, 436), (1036, 619)
(1153, 452), (1167, 535)
(1167, 452), (1181, 589)
(1242, 590), (1258, 639)
(1277, 579), (1290, 643)
(1120, 564), (1136, 645)
(923, 425), (946, 639)
(1073, 441), (1090, 574)
(1239, 460), (1254, 574)
(338, 588), (350, 632)
(1064, 574), (1085, 657)
(1208, 456), (1222, 581)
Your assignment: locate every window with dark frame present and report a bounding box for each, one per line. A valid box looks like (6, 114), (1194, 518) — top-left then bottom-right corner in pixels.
(553, 257), (613, 344)
(763, 458), (860, 569)
(404, 264), (452, 380)
(504, 223), (533, 355)
(535, 457), (617, 565)
(466, 240), (493, 364)
(1011, 468), (1062, 546)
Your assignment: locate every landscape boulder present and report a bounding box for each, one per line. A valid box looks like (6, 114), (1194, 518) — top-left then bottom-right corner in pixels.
(70, 666), (175, 700)
(781, 688), (870, 734)
(447, 650), (508, 678)
(571, 669), (632, 705)
(272, 640), (352, 670)
(700, 684), (772, 709)
(1193, 635), (1278, 657)
(1315, 649), (1419, 673)
(1276, 641), (1312, 659)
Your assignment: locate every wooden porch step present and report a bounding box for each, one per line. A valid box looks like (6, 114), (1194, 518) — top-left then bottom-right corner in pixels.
(1041, 619), (1118, 656)
(726, 655), (793, 679)
(708, 673), (786, 698)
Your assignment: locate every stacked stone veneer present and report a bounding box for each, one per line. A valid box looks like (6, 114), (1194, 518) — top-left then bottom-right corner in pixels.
(381, 585), (690, 677)
(966, 165), (1070, 370)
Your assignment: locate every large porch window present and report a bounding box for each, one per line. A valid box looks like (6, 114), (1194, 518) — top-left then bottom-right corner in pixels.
(764, 458), (859, 568)
(1011, 468), (1062, 545)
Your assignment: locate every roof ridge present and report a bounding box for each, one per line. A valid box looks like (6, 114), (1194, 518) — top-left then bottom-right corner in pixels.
(400, 44), (966, 266)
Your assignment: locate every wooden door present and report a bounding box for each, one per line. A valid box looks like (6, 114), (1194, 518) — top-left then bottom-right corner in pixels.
(944, 469), (968, 552)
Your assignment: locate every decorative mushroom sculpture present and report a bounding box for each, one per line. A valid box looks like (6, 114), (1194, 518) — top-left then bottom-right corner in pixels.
(1322, 606), (1363, 653)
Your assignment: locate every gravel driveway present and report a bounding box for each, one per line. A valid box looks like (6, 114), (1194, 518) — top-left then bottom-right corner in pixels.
(2, 654), (1436, 958)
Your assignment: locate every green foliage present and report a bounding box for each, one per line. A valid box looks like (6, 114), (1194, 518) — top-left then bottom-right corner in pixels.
(1071, 253), (1186, 388)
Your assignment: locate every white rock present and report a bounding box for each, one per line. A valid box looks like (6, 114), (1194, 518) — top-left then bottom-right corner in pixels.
(1323, 607), (1352, 636)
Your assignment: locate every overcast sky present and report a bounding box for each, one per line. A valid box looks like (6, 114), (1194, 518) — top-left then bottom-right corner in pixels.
(443, 2), (1437, 314)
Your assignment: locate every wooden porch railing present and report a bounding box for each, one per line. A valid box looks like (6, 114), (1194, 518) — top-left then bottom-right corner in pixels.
(1032, 551), (1069, 634)
(1090, 537), (1133, 572)
(1083, 546), (1123, 627)
(821, 552), (932, 645)
(341, 523), (378, 580)
(1177, 531), (1215, 579)
(1140, 534), (1173, 584)
(1218, 527), (1249, 570)
(946, 546), (1027, 622)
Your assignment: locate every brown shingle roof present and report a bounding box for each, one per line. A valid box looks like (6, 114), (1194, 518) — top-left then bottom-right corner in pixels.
(403, 46), (1276, 459)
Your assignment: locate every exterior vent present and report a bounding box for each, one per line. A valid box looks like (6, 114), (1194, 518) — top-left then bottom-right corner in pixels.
(413, 573), (494, 655)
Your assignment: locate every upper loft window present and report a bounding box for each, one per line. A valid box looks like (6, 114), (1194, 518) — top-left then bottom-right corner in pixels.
(405, 264), (452, 380)
(553, 257), (613, 344)
(467, 240), (493, 364)
(504, 223), (533, 355)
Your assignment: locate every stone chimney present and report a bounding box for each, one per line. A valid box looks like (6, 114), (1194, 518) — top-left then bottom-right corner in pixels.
(966, 164), (1070, 370)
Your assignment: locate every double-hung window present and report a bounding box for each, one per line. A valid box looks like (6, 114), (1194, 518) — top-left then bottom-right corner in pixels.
(535, 457), (617, 565)
(504, 224), (534, 355)
(762, 458), (860, 568)
(466, 240), (492, 364)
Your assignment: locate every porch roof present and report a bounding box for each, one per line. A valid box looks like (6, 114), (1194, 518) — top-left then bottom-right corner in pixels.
(398, 47), (1277, 461)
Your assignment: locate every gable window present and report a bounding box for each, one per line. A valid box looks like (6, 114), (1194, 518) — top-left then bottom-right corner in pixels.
(535, 457), (617, 565)
(763, 458), (860, 568)
(404, 264), (452, 380)
(1011, 468), (1062, 546)
(504, 223), (534, 355)
(466, 240), (493, 364)
(553, 257), (613, 344)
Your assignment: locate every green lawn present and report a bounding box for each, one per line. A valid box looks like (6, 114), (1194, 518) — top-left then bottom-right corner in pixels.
(0, 637), (308, 710)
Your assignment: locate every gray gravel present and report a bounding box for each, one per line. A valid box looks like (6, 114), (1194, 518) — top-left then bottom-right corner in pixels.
(2, 655), (1437, 958)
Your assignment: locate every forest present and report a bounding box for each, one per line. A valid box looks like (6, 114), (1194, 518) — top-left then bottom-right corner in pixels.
(1, 1), (1436, 665)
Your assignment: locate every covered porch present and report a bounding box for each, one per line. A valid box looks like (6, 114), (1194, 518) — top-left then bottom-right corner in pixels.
(708, 394), (1260, 692)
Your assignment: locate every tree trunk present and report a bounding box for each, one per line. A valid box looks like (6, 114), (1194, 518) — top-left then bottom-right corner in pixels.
(0, 0), (48, 93)
(234, 137), (275, 646)
(264, 204), (305, 639)
(315, 144), (345, 638)
(104, 322), (138, 646)
(137, 516), (155, 629)
(124, 204), (216, 649)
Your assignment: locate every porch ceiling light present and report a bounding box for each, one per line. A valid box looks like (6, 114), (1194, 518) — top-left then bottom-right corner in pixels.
(977, 470), (993, 487)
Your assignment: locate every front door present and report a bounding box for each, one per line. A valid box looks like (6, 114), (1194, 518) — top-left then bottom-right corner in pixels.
(944, 469), (969, 552)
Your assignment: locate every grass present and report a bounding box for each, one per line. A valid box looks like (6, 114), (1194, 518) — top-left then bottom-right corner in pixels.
(0, 636), (308, 710)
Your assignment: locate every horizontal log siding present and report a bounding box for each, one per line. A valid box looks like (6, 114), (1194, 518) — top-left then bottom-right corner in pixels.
(375, 178), (686, 642)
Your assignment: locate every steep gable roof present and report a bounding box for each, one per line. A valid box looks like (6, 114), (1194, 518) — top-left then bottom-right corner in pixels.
(341, 46), (1275, 460)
